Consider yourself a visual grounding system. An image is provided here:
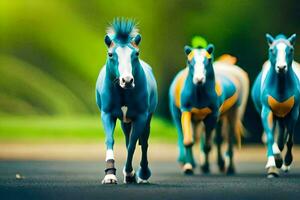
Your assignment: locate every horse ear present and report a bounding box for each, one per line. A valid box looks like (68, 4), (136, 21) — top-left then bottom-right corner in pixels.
(288, 34), (296, 46)
(266, 33), (274, 46)
(184, 45), (193, 55)
(104, 35), (112, 47)
(206, 44), (214, 55)
(133, 34), (142, 46)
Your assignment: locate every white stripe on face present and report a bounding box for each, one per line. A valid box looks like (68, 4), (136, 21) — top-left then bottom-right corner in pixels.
(116, 46), (134, 87)
(275, 42), (287, 72)
(193, 49), (206, 84)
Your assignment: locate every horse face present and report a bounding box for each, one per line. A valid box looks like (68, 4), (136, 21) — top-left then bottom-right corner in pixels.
(184, 45), (214, 85)
(266, 34), (296, 74)
(105, 35), (141, 89)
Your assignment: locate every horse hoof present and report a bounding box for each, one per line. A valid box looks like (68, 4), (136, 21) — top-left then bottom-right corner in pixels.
(226, 166), (235, 175)
(137, 176), (149, 184)
(267, 167), (279, 178)
(274, 153), (283, 168)
(183, 163), (194, 175)
(123, 169), (136, 184)
(218, 159), (226, 173)
(281, 164), (291, 173)
(201, 164), (210, 174)
(102, 174), (118, 184)
(137, 167), (151, 181)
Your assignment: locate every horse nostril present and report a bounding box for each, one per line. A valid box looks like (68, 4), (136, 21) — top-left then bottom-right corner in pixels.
(121, 78), (126, 83)
(129, 78), (133, 84)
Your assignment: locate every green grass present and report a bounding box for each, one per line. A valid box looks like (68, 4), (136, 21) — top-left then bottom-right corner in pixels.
(0, 116), (177, 143)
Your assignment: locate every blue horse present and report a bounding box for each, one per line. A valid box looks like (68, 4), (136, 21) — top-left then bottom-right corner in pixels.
(96, 18), (158, 184)
(252, 33), (299, 177)
(169, 44), (249, 175)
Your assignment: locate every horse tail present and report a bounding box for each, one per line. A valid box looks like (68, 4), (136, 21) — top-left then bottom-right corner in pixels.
(233, 67), (249, 148)
(217, 54), (237, 65)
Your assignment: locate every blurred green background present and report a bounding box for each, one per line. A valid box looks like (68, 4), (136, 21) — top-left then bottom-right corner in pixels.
(0, 0), (299, 143)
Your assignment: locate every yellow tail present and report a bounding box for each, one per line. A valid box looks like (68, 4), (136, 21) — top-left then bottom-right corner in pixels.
(217, 54), (237, 65)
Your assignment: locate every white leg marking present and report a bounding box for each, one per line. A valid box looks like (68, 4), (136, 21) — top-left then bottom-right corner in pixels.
(106, 149), (114, 161)
(102, 174), (118, 184)
(265, 156), (276, 168)
(272, 143), (281, 154)
(121, 106), (131, 123)
(123, 168), (135, 183)
(281, 164), (291, 172)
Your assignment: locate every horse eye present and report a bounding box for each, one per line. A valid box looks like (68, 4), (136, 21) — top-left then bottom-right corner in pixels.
(108, 52), (113, 58)
(135, 52), (139, 56)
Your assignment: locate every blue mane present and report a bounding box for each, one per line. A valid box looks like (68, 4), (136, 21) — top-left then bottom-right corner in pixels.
(108, 18), (138, 45)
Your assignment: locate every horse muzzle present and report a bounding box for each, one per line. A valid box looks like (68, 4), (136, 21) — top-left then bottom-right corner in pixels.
(120, 76), (135, 89)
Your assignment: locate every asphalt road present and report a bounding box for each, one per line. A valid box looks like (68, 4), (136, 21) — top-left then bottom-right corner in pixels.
(0, 160), (300, 200)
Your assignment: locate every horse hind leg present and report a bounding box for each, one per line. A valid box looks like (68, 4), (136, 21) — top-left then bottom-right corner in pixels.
(137, 115), (152, 183)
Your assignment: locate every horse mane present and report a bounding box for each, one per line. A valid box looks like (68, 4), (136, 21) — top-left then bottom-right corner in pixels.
(106, 18), (139, 44)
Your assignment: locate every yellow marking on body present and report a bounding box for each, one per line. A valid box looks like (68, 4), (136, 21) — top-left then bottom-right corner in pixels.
(191, 107), (212, 121)
(205, 51), (211, 59)
(217, 54), (237, 65)
(267, 112), (273, 129)
(219, 92), (239, 114)
(188, 51), (194, 61)
(181, 111), (193, 145)
(267, 95), (295, 117)
(215, 80), (223, 96)
(174, 68), (188, 107)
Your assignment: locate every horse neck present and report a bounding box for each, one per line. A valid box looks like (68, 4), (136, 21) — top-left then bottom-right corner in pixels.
(268, 63), (296, 95)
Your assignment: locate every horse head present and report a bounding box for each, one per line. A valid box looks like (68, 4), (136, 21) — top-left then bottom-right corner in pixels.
(266, 33), (296, 74)
(184, 44), (214, 86)
(104, 18), (142, 89)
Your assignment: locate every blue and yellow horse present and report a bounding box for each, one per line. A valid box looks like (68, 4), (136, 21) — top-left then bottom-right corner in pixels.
(96, 18), (158, 184)
(252, 34), (299, 177)
(169, 44), (249, 174)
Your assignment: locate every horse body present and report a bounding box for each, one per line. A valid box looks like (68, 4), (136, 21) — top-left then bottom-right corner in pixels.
(96, 19), (157, 184)
(169, 45), (248, 174)
(251, 34), (298, 177)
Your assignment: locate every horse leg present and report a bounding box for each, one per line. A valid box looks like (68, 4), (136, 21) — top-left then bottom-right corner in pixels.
(137, 115), (152, 183)
(181, 111), (196, 174)
(170, 104), (186, 165)
(261, 107), (278, 178)
(201, 114), (217, 174)
(226, 113), (237, 175)
(282, 134), (294, 172)
(215, 120), (225, 172)
(123, 113), (148, 184)
(282, 112), (297, 172)
(277, 119), (285, 151)
(121, 122), (132, 148)
(101, 112), (117, 184)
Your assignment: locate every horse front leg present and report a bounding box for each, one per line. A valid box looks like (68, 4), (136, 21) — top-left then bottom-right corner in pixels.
(215, 120), (225, 172)
(181, 111), (195, 174)
(101, 112), (117, 184)
(137, 115), (152, 183)
(201, 114), (218, 174)
(261, 107), (279, 178)
(123, 113), (148, 184)
(282, 110), (298, 172)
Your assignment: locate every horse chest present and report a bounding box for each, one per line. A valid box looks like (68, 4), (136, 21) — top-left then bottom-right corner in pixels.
(267, 95), (295, 117)
(120, 106), (132, 123)
(190, 107), (212, 121)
